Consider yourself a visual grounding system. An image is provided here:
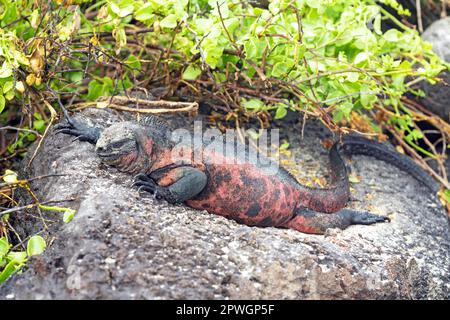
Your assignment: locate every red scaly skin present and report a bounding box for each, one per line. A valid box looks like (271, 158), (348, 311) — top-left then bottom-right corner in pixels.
(186, 163), (301, 227)
(139, 136), (324, 230)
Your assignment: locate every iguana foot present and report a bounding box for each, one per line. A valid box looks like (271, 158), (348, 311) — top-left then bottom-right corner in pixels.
(282, 208), (389, 234)
(133, 173), (179, 204)
(54, 117), (101, 144)
(350, 211), (390, 225)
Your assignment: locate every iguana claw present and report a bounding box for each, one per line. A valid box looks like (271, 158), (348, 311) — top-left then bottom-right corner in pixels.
(133, 174), (178, 204)
(54, 117), (101, 144)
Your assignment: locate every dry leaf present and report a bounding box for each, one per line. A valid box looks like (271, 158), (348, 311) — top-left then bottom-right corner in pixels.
(321, 138), (334, 149)
(395, 145), (405, 154)
(348, 174), (361, 183)
(26, 73), (36, 86)
(97, 5), (109, 19)
(29, 47), (44, 74)
(15, 81), (25, 93)
(3, 170), (18, 184)
(96, 101), (109, 109)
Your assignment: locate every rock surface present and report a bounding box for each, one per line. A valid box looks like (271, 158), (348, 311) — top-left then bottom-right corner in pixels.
(423, 17), (450, 63)
(418, 17), (450, 122)
(0, 108), (449, 299)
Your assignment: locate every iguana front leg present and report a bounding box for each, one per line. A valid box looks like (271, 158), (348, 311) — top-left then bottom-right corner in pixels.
(133, 173), (179, 203)
(54, 117), (102, 144)
(133, 167), (207, 204)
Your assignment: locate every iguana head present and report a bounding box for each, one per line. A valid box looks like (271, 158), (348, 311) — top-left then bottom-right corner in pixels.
(94, 116), (172, 174)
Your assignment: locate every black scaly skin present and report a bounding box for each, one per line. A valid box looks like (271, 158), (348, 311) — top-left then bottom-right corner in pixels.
(54, 117), (101, 144)
(340, 134), (438, 193)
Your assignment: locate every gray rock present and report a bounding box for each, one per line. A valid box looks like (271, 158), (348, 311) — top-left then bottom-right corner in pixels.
(0, 108), (449, 299)
(418, 17), (450, 122)
(423, 17), (450, 63)
(417, 70), (450, 122)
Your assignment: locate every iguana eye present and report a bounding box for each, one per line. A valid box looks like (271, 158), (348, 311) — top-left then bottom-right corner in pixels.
(110, 140), (127, 149)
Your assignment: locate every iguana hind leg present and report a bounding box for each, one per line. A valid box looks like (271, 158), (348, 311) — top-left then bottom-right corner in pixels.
(282, 207), (389, 234)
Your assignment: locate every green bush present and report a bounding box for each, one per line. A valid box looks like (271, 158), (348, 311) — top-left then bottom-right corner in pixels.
(0, 1), (447, 143)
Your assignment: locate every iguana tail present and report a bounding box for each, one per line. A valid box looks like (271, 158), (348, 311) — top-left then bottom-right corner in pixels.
(340, 134), (439, 194)
(296, 134), (438, 214)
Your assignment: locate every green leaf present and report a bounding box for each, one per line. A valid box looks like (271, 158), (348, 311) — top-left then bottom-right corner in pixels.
(213, 71), (226, 83)
(271, 62), (289, 77)
(0, 62), (12, 78)
(30, 9), (39, 29)
(0, 260), (19, 284)
(110, 1), (134, 18)
(33, 119), (46, 132)
(63, 209), (76, 224)
(160, 14), (178, 29)
(242, 98), (264, 110)
(223, 17), (239, 35)
(135, 3), (154, 21)
(117, 76), (133, 91)
(26, 236), (46, 256)
(0, 95), (5, 114)
(110, 2), (121, 15)
(27, 133), (36, 142)
(275, 105), (287, 119)
(442, 189), (450, 203)
(243, 38), (266, 60)
(305, 0), (321, 8)
(86, 77), (114, 100)
(296, 43), (306, 60)
(373, 14), (382, 35)
(360, 93), (377, 108)
(3, 81), (13, 93)
(87, 80), (101, 100)
(5, 90), (14, 101)
(346, 72), (359, 82)
(7, 251), (27, 264)
(0, 250), (27, 284)
(354, 52), (369, 65)
(0, 0), (18, 24)
(182, 65), (202, 80)
(406, 128), (423, 141)
(0, 238), (11, 258)
(383, 29), (402, 42)
(209, 0), (229, 18)
(337, 101), (353, 120)
(279, 141), (290, 150)
(66, 71), (83, 83)
(125, 54), (141, 73)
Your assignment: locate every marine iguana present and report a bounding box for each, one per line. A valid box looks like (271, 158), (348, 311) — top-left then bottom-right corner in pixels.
(54, 115), (438, 234)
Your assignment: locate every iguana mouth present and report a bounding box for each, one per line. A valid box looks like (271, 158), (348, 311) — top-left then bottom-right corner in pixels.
(97, 152), (121, 160)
